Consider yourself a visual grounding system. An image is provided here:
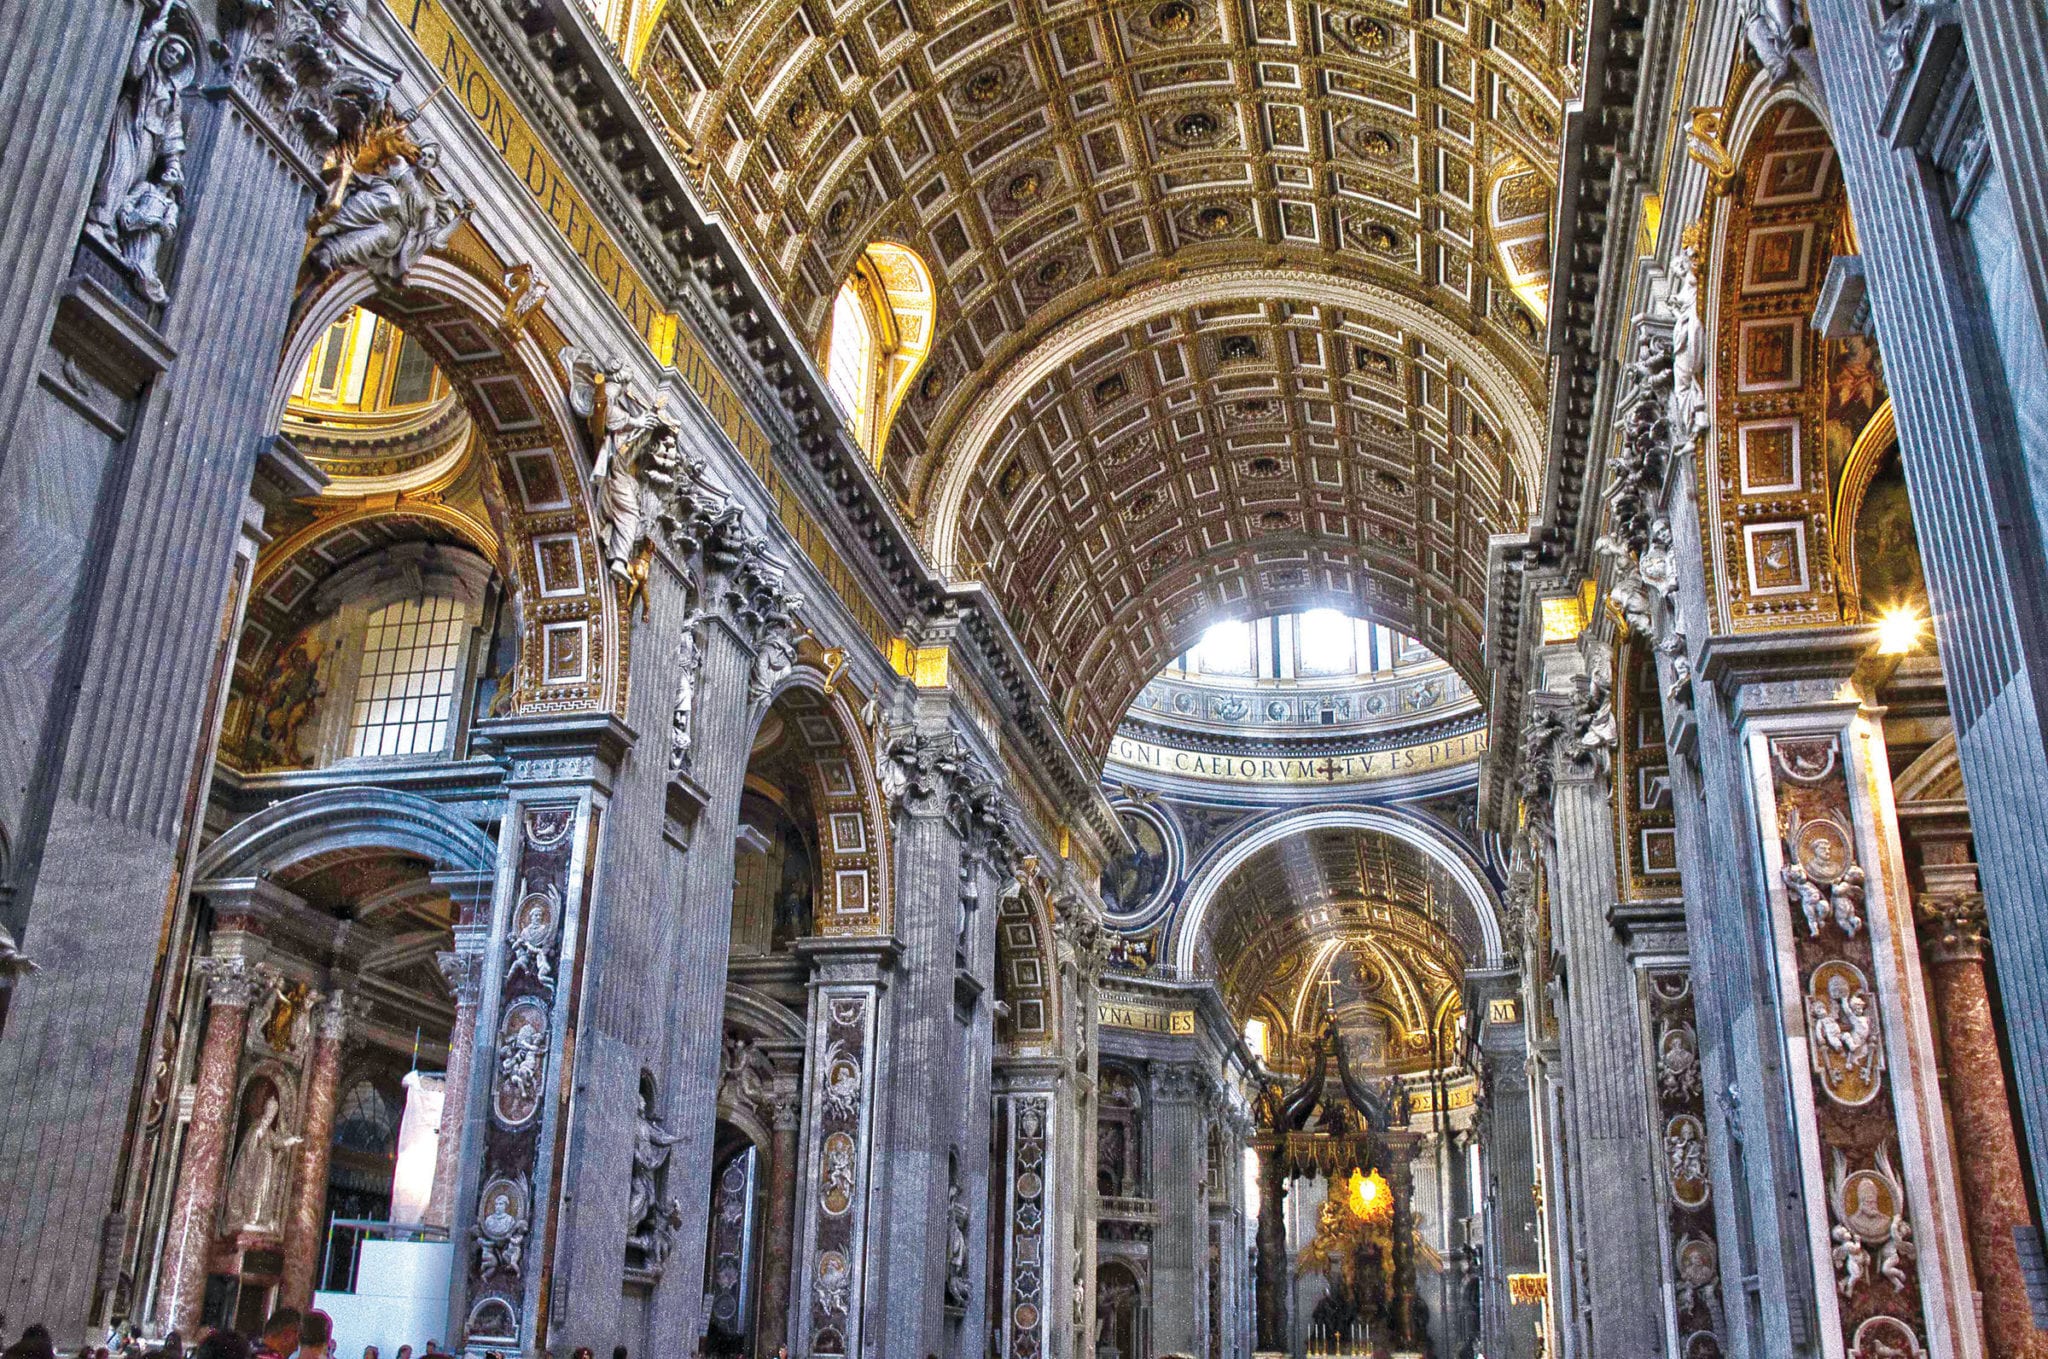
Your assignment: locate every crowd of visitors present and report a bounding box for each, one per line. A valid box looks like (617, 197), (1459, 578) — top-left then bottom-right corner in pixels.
(0, 1310), (623, 1359)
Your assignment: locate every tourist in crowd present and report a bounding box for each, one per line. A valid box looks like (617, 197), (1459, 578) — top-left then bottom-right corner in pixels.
(192, 1333), (251, 1359)
(0, 1324), (53, 1359)
(293, 1311), (333, 1359)
(361, 1347), (378, 1359)
(252, 1311), (300, 1359)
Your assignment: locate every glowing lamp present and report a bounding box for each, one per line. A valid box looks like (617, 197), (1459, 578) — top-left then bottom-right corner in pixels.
(1875, 607), (1924, 656)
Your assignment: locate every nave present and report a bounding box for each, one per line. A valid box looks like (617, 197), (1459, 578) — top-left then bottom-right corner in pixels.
(1, 0), (2047, 1356)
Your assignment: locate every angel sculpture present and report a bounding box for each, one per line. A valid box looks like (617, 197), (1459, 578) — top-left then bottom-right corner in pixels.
(1829, 1223), (1869, 1296)
(1783, 862), (1830, 937)
(1596, 534), (1655, 636)
(1879, 1214), (1916, 1291)
(307, 121), (470, 288)
(563, 348), (682, 589)
(1831, 865), (1867, 938)
(1639, 520), (1679, 607)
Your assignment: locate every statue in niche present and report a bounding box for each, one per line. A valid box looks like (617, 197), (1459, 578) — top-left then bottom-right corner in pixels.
(306, 116), (471, 288)
(85, 0), (196, 304)
(225, 1087), (300, 1231)
(247, 634), (323, 769)
(667, 609), (707, 776)
(1667, 240), (1710, 452)
(563, 348), (682, 590)
(626, 1084), (683, 1271)
(944, 1176), (971, 1307)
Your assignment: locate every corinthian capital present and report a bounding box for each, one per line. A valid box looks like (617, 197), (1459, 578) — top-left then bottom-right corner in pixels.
(198, 955), (262, 1009)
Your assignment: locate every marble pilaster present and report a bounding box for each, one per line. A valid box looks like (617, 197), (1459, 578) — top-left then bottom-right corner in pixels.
(869, 712), (973, 1359)
(789, 935), (899, 1359)
(445, 715), (629, 1357)
(1901, 807), (2046, 1359)
(280, 990), (353, 1308)
(157, 956), (259, 1333)
(1702, 629), (1980, 1356)
(1807, 0), (2048, 1211)
(758, 1094), (802, 1357)
(1543, 741), (1666, 1356)
(1145, 1064), (1207, 1357)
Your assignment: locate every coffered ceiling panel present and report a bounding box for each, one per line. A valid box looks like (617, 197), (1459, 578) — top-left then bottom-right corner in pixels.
(636, 0), (1578, 757)
(1199, 825), (1475, 1058)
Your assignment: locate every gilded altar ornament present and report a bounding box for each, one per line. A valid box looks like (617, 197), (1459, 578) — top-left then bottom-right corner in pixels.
(306, 108), (471, 288)
(1805, 960), (1884, 1106)
(1684, 108), (1738, 198)
(499, 262), (550, 336)
(85, 0), (197, 304)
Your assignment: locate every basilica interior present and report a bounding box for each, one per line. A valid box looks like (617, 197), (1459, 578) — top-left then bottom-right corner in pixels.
(3, 0), (2047, 1356)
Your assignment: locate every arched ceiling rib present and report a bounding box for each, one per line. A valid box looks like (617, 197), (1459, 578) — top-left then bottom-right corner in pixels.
(635, 0), (1580, 759)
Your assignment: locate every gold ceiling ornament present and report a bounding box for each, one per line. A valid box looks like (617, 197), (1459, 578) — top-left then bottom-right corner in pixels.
(633, 0), (1574, 750)
(1507, 1272), (1550, 1305)
(1685, 106), (1739, 197)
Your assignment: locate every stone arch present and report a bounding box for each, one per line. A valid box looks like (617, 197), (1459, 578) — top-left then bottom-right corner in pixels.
(1697, 93), (1873, 633)
(1168, 805), (1504, 975)
(747, 662), (893, 936)
(994, 874), (1059, 1049)
(194, 786), (497, 884)
(272, 249), (624, 715)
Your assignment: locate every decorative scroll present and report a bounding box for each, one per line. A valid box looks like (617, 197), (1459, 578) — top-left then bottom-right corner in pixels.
(466, 804), (578, 1345)
(1766, 735), (1930, 1353)
(997, 1094), (1052, 1359)
(800, 992), (880, 1357)
(1646, 970), (1725, 1355)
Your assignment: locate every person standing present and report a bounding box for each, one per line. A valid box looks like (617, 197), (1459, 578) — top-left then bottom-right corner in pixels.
(253, 1310), (300, 1359)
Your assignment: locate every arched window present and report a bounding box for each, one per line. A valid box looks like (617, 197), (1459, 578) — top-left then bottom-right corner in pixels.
(826, 283), (877, 448)
(820, 242), (935, 468)
(345, 595), (471, 758)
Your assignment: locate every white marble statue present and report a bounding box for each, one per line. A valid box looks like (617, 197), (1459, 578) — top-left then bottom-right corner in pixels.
(86, 1), (196, 303)
(307, 132), (469, 288)
(226, 1093), (301, 1230)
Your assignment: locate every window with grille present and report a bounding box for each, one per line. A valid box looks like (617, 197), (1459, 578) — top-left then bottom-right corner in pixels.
(345, 596), (469, 758)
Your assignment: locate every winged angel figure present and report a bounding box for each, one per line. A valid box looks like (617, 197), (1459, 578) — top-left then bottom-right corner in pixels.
(563, 348), (683, 591)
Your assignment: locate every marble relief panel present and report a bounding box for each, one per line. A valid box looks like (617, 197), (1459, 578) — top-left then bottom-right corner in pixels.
(800, 990), (880, 1357)
(1765, 735), (1930, 1353)
(466, 802), (579, 1346)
